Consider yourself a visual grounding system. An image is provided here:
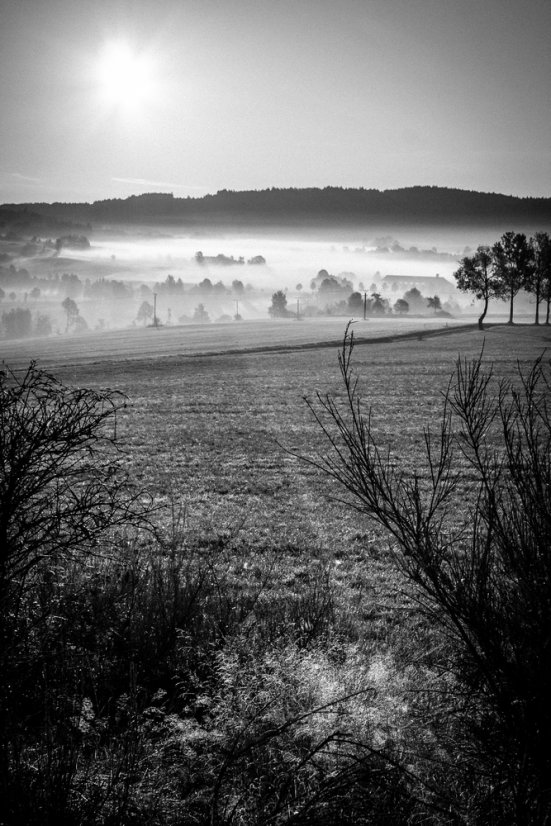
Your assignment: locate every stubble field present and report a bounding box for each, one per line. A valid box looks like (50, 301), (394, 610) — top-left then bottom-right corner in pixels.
(4, 319), (549, 823)
(5, 320), (547, 637)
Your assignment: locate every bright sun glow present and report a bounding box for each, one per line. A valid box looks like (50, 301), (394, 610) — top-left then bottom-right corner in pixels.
(96, 42), (156, 112)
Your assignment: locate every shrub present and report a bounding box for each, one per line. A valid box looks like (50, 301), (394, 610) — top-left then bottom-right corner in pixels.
(0, 362), (153, 822)
(193, 303), (210, 323)
(305, 325), (551, 824)
(0, 362), (147, 605)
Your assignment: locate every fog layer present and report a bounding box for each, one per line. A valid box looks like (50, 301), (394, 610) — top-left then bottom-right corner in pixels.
(3, 224), (524, 336)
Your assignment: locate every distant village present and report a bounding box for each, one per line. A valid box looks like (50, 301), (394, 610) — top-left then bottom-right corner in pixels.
(0, 226), (548, 338)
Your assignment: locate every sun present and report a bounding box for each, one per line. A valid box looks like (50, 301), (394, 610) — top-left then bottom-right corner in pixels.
(95, 41), (155, 112)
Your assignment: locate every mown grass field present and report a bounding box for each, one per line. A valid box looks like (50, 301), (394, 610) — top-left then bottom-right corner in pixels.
(5, 321), (548, 638)
(3, 319), (550, 824)
(1, 314), (474, 368)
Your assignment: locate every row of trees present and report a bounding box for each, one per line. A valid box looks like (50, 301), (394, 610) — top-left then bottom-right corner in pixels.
(1, 297), (96, 340)
(269, 288), (445, 319)
(61, 296), (88, 333)
(136, 300), (240, 326)
(454, 230), (551, 328)
(195, 251), (266, 266)
(0, 267), (254, 302)
(153, 276), (252, 297)
(1, 307), (52, 339)
(0, 266), (134, 302)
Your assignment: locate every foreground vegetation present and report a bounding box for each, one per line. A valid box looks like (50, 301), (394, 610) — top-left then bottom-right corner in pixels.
(1, 325), (549, 824)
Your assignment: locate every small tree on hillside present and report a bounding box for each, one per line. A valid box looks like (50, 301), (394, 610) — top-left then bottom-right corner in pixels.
(136, 300), (154, 326)
(426, 295), (442, 314)
(492, 231), (533, 324)
(393, 298), (409, 315)
(368, 292), (386, 315)
(319, 277), (342, 293)
(193, 303), (210, 323)
(347, 292), (364, 315)
(403, 287), (425, 313)
(310, 269), (329, 291)
(269, 290), (288, 318)
(61, 296), (80, 332)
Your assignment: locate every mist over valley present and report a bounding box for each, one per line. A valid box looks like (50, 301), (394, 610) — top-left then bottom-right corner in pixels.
(2, 188), (544, 342)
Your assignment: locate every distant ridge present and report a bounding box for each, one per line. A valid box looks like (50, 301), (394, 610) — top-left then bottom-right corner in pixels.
(2, 186), (551, 230)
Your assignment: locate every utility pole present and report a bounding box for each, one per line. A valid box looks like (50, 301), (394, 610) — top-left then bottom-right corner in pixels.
(296, 298), (300, 320)
(363, 291), (367, 320)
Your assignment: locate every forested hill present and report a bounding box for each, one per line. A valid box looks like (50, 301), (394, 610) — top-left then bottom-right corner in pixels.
(3, 186), (551, 229)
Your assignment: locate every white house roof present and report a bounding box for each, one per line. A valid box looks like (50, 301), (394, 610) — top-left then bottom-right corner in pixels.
(382, 274), (456, 294)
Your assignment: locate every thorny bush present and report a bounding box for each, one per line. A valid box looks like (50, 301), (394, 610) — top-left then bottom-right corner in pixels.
(0, 361), (149, 605)
(305, 325), (551, 825)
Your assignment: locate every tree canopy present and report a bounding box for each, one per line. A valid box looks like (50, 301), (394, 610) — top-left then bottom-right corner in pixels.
(453, 231), (549, 326)
(269, 290), (289, 318)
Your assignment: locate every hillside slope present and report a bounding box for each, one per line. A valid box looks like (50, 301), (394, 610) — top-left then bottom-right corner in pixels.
(2, 186), (551, 230)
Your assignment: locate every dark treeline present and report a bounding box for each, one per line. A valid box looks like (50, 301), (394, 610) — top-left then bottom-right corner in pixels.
(3, 186), (551, 228)
(454, 230), (551, 327)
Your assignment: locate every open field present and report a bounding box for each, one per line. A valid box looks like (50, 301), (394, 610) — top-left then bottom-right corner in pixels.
(0, 314), (506, 369)
(6, 322), (547, 629)
(3, 322), (549, 823)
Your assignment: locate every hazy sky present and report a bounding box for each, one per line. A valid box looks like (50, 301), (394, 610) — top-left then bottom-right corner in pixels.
(1, 0), (549, 203)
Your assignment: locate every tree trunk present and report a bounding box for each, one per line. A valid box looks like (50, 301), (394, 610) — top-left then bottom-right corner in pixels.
(478, 297), (489, 330)
(535, 287), (540, 325)
(508, 288), (515, 324)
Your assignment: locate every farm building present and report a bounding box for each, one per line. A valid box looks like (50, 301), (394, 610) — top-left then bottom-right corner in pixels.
(382, 274), (457, 297)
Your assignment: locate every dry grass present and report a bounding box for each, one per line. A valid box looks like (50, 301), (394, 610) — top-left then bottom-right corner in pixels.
(11, 322), (546, 644)
(3, 322), (548, 824)
(1, 315), (474, 368)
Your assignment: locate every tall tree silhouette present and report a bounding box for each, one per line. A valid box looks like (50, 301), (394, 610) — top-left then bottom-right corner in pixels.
(492, 232), (532, 324)
(454, 245), (505, 329)
(528, 232), (551, 325)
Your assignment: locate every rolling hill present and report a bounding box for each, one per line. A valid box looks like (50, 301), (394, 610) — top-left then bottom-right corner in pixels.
(2, 186), (551, 232)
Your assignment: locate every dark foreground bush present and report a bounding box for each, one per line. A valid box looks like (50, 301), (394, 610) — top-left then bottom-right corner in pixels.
(0, 363), (151, 823)
(1, 362), (418, 825)
(0, 362), (147, 606)
(1, 528), (414, 826)
(306, 325), (551, 824)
